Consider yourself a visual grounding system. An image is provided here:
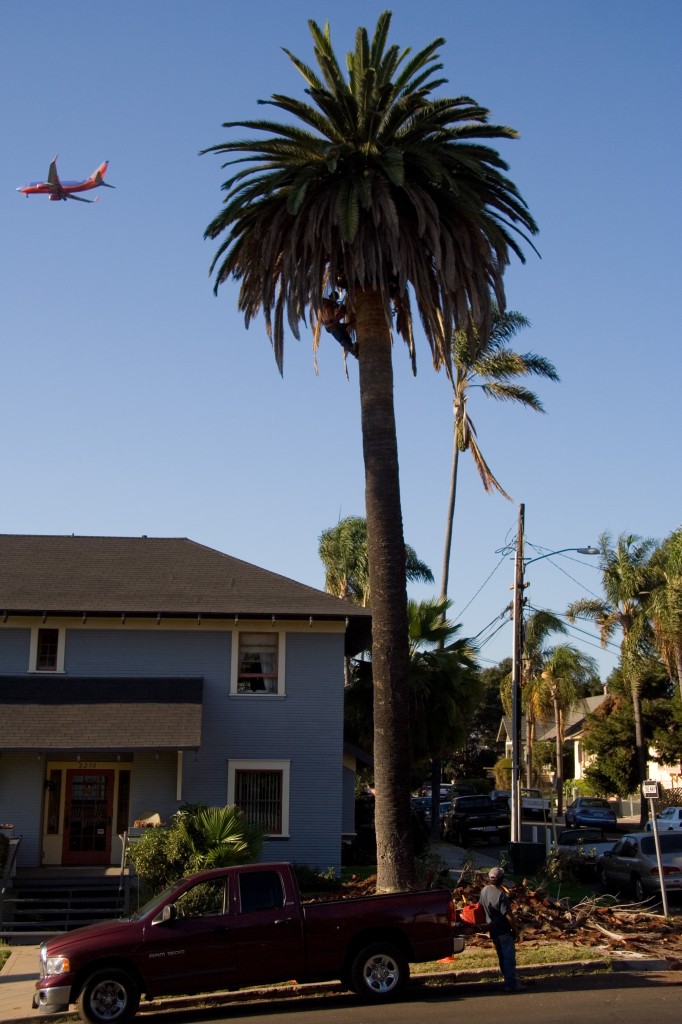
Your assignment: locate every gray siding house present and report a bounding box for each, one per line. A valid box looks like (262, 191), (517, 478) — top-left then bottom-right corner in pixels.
(0, 535), (371, 872)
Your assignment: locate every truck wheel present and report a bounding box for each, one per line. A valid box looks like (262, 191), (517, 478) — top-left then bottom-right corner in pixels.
(350, 942), (409, 1001)
(77, 969), (139, 1024)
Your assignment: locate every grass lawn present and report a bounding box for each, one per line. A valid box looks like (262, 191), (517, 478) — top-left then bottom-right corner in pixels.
(0, 944), (11, 970)
(413, 941), (610, 975)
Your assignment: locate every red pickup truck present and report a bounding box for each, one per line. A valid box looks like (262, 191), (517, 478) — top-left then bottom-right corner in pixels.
(34, 862), (464, 1023)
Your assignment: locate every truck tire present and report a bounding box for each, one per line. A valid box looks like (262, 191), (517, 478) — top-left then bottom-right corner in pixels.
(77, 969), (140, 1024)
(350, 942), (409, 1001)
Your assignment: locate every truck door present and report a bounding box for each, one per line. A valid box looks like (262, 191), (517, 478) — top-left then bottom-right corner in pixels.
(145, 878), (238, 996)
(231, 868), (306, 986)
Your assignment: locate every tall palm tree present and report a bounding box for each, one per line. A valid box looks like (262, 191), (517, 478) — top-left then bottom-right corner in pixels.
(440, 307), (559, 598)
(648, 528), (682, 701)
(567, 533), (656, 821)
(538, 644), (598, 814)
(202, 12), (537, 890)
(319, 515), (433, 607)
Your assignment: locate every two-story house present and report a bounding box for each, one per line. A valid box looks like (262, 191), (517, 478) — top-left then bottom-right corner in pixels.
(0, 535), (371, 872)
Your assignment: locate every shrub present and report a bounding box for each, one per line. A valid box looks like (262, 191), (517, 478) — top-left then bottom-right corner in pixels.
(128, 804), (264, 899)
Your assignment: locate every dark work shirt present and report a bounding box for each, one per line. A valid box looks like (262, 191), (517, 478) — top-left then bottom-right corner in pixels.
(479, 883), (513, 938)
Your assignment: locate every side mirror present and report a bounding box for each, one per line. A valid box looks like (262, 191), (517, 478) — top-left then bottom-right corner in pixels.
(153, 903), (177, 925)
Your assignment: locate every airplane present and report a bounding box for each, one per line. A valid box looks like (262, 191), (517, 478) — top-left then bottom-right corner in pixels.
(17, 156), (114, 203)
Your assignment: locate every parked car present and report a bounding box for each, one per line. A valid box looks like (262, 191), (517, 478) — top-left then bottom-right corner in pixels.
(596, 831), (682, 901)
(553, 828), (616, 876)
(644, 806), (682, 832)
(565, 796), (617, 829)
(442, 795), (509, 846)
(521, 788), (552, 819)
(489, 789), (511, 810)
(33, 862), (465, 1021)
(450, 782), (477, 798)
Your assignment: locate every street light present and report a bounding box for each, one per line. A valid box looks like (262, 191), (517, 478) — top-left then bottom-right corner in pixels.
(509, 503), (598, 844)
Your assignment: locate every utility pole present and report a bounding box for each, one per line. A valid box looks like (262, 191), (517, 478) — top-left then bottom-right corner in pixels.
(510, 503), (525, 845)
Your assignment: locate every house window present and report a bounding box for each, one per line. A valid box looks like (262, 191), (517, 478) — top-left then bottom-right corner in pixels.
(232, 631), (285, 695)
(30, 627), (65, 672)
(228, 760), (290, 837)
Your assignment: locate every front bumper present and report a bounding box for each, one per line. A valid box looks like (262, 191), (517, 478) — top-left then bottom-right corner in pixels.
(33, 984), (71, 1013)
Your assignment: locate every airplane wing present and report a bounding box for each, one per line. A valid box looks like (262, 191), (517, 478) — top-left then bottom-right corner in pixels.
(47, 157), (60, 190)
(65, 193), (98, 203)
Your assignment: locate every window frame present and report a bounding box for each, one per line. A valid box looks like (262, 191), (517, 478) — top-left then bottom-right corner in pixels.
(230, 629), (286, 696)
(29, 627), (65, 673)
(227, 759), (290, 838)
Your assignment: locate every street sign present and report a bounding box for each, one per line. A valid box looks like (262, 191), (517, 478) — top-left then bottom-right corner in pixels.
(642, 780), (660, 799)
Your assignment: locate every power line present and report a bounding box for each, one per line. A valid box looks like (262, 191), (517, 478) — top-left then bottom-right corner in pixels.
(457, 551), (510, 617)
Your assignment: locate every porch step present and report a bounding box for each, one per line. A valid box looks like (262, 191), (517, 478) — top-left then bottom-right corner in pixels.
(1, 876), (127, 937)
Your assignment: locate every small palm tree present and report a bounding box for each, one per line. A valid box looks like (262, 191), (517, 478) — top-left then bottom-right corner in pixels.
(539, 644), (598, 814)
(176, 805), (264, 871)
(345, 597), (480, 759)
(501, 609), (566, 787)
(319, 515), (433, 607)
(202, 12), (536, 891)
(440, 307), (559, 597)
(567, 532), (657, 819)
(648, 528), (682, 701)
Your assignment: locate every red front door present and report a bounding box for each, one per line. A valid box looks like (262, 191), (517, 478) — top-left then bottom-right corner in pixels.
(62, 770), (115, 866)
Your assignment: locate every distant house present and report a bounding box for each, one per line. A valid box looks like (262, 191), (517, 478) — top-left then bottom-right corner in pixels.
(497, 695), (607, 783)
(0, 535), (371, 872)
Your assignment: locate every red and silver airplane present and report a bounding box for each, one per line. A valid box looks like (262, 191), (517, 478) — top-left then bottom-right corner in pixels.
(17, 156), (114, 203)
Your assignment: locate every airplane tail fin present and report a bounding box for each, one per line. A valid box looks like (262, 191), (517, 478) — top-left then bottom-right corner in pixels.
(92, 161), (115, 188)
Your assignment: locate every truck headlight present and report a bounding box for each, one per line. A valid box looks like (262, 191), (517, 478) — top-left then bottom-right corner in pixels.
(44, 956), (71, 976)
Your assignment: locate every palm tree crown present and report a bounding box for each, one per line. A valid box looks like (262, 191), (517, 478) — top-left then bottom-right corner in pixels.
(567, 532), (657, 811)
(440, 306), (558, 597)
(202, 11), (537, 372)
(648, 528), (682, 700)
(319, 515), (433, 606)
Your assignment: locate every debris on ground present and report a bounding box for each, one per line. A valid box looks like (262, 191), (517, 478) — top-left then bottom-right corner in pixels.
(455, 875), (682, 967)
(317, 871), (682, 968)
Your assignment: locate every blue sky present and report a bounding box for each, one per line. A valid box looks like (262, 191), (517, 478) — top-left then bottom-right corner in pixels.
(2, 1), (680, 681)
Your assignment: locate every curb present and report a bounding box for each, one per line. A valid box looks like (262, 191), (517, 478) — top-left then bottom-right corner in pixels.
(5, 956), (674, 1024)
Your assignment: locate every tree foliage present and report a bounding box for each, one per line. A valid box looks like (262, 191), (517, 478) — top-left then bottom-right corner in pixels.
(345, 596), (481, 763)
(582, 664), (680, 797)
(127, 804), (264, 897)
(319, 515), (433, 606)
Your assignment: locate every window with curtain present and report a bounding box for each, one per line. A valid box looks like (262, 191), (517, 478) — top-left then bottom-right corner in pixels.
(237, 632), (279, 693)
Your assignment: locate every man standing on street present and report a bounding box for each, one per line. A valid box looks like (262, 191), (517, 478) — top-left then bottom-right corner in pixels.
(479, 866), (526, 993)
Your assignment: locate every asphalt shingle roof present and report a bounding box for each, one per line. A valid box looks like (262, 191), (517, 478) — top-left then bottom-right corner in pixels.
(0, 677), (203, 751)
(0, 535), (372, 652)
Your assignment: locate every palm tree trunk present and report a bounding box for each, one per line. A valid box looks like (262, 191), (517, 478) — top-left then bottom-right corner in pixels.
(355, 288), (415, 892)
(554, 698), (564, 816)
(631, 684), (648, 827)
(525, 715), (535, 788)
(440, 407), (459, 601)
